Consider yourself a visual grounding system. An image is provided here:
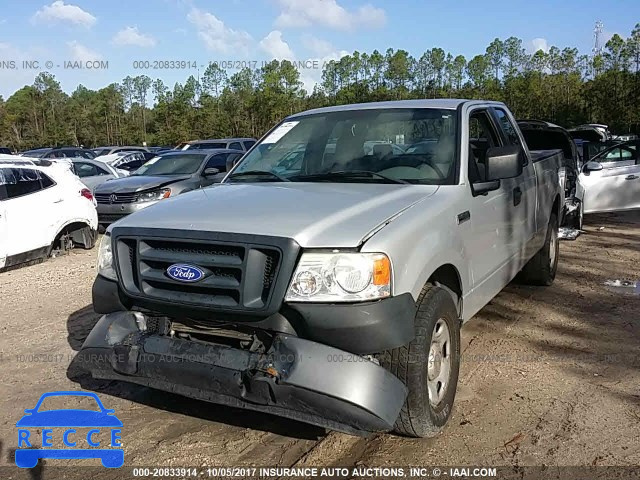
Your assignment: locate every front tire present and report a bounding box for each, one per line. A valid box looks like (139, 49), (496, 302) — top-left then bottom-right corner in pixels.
(520, 212), (559, 286)
(380, 284), (461, 438)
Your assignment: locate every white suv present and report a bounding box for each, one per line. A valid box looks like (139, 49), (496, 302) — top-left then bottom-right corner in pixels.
(0, 156), (98, 271)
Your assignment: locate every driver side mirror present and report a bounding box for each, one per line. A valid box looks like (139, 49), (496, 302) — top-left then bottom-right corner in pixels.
(582, 161), (603, 174)
(203, 167), (220, 176)
(473, 145), (524, 195)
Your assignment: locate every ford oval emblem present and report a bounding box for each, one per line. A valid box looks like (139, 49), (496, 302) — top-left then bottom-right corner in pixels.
(166, 264), (205, 283)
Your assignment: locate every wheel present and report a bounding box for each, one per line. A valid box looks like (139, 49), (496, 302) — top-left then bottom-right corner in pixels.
(520, 212), (559, 286)
(380, 284), (461, 438)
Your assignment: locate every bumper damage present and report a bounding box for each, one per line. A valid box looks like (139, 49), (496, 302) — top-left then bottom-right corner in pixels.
(77, 312), (408, 435)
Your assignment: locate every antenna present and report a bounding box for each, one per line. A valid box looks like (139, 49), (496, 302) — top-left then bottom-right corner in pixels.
(592, 20), (604, 56)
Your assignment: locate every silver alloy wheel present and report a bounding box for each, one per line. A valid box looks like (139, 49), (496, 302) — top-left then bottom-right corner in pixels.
(549, 224), (557, 269)
(427, 318), (451, 407)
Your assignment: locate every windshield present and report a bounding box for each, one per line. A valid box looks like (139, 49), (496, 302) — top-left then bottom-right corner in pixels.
(132, 153), (205, 176)
(22, 150), (49, 158)
(190, 142), (226, 150)
(226, 108), (458, 184)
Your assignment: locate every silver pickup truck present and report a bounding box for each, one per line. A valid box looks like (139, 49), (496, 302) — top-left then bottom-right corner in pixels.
(81, 99), (563, 437)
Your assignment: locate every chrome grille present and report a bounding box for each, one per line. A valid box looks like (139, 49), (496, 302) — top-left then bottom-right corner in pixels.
(114, 234), (284, 313)
(95, 193), (137, 204)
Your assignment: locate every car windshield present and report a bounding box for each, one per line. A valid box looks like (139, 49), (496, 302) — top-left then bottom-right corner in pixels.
(132, 153), (205, 176)
(226, 108), (458, 185)
(191, 142), (226, 149)
(22, 150), (49, 158)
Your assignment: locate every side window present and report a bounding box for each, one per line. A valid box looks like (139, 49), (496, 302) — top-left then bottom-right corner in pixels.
(40, 173), (55, 188)
(75, 162), (98, 178)
(205, 153), (228, 169)
(601, 147), (637, 164)
(243, 140), (256, 150)
(4, 168), (45, 198)
(493, 109), (521, 147)
(468, 110), (500, 184)
(229, 142), (242, 151)
(0, 168), (11, 200)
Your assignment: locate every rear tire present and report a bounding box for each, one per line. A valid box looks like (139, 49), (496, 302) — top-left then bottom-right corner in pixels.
(380, 284), (460, 438)
(520, 212), (559, 286)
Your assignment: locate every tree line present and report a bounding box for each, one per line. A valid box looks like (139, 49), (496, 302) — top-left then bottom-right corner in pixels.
(1, 25), (639, 150)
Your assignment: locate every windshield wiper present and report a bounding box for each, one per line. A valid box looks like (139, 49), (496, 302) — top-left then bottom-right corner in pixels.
(226, 170), (290, 182)
(292, 170), (409, 184)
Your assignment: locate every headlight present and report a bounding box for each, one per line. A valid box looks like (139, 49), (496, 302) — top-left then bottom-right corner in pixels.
(97, 234), (116, 280)
(137, 188), (171, 203)
(285, 252), (391, 302)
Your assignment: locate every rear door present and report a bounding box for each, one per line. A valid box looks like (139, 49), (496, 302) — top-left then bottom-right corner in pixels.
(0, 167), (57, 256)
(581, 144), (640, 213)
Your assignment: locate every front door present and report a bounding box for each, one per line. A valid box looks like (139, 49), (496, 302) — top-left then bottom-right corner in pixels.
(580, 144), (640, 213)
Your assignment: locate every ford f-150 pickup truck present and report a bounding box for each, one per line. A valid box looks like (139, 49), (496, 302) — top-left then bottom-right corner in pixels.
(80, 100), (563, 437)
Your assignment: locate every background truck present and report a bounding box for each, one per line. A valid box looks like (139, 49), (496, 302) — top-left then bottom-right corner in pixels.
(81, 99), (563, 437)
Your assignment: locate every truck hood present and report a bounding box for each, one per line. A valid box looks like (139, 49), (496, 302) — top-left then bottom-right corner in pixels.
(95, 175), (190, 194)
(112, 182), (439, 247)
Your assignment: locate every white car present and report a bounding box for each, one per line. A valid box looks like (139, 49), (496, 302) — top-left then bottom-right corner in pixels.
(70, 157), (129, 192)
(0, 155), (98, 271)
(577, 141), (640, 223)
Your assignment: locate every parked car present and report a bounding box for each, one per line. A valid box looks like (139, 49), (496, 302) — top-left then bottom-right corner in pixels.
(569, 124), (612, 142)
(517, 120), (580, 227)
(148, 146), (173, 153)
(0, 147), (12, 155)
(43, 147), (96, 159)
(0, 155), (98, 271)
(20, 148), (54, 158)
(19, 147), (96, 160)
(181, 138), (256, 152)
(83, 99), (563, 438)
(98, 151), (157, 172)
(575, 140), (640, 219)
(93, 146), (150, 157)
(71, 158), (129, 192)
(93, 149), (238, 227)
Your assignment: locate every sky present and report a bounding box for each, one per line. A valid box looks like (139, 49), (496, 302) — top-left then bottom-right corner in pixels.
(0, 0), (638, 99)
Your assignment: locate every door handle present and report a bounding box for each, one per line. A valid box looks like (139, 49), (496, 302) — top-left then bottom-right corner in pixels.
(53, 199), (64, 203)
(625, 175), (639, 180)
(513, 187), (522, 206)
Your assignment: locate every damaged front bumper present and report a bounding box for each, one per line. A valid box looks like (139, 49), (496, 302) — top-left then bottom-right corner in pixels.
(77, 312), (408, 435)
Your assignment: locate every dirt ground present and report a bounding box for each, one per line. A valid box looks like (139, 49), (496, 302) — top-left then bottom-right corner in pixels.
(0, 211), (639, 478)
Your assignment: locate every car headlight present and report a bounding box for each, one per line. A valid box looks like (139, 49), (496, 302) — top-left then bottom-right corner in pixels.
(137, 188), (171, 203)
(285, 252), (391, 302)
(97, 234), (116, 280)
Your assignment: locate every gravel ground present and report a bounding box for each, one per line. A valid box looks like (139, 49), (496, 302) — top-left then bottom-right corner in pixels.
(0, 211), (638, 479)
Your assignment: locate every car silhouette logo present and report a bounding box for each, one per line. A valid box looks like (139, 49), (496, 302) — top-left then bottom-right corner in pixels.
(109, 194), (117, 204)
(15, 391), (124, 468)
(166, 264), (205, 283)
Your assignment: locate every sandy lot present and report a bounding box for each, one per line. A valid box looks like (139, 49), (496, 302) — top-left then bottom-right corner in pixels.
(0, 211), (638, 479)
